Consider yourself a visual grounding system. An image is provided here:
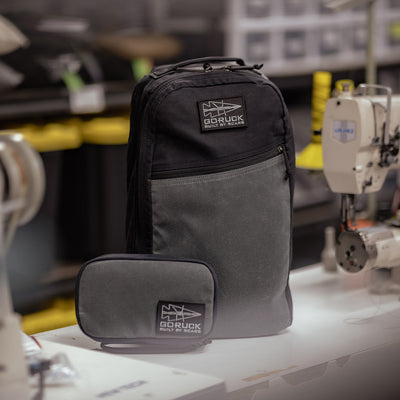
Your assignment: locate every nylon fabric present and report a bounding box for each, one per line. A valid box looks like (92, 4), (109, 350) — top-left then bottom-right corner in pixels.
(151, 155), (291, 337)
(152, 78), (285, 172)
(77, 258), (215, 340)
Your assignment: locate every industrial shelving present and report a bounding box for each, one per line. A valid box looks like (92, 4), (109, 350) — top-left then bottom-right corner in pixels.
(224, 0), (400, 76)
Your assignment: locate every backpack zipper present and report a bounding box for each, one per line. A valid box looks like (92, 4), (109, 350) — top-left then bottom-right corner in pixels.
(151, 145), (290, 179)
(278, 144), (291, 180)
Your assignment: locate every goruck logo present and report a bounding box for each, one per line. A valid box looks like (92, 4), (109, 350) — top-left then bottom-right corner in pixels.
(198, 96), (247, 132)
(156, 301), (205, 336)
(202, 100), (241, 118)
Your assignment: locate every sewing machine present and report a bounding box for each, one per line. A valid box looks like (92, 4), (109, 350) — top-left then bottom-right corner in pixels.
(322, 83), (400, 279)
(0, 134), (45, 400)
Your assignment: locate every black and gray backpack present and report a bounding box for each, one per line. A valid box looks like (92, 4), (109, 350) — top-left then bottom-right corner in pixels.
(126, 57), (295, 339)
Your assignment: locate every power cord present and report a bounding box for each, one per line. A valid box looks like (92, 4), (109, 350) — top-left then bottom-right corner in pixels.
(29, 358), (52, 400)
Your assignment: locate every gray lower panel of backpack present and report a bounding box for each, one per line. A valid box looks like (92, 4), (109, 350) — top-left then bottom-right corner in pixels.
(151, 153), (292, 338)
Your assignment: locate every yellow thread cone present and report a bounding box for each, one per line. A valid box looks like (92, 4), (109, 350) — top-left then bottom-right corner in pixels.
(296, 71), (332, 170)
(296, 133), (324, 170)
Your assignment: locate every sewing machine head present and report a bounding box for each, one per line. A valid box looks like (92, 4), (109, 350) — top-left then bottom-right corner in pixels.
(322, 84), (400, 196)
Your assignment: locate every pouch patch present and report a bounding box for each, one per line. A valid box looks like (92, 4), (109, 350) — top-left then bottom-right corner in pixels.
(156, 301), (205, 336)
(198, 96), (247, 132)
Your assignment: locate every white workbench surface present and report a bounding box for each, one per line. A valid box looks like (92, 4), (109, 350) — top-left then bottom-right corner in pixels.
(30, 340), (226, 400)
(36, 264), (400, 399)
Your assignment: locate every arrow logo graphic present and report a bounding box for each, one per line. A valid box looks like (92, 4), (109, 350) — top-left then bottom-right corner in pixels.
(161, 304), (202, 322)
(202, 100), (241, 118)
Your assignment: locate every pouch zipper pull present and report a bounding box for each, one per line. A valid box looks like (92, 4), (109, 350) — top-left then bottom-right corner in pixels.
(278, 145), (291, 180)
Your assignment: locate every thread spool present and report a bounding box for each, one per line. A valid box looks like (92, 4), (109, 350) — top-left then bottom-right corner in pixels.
(312, 71), (332, 133)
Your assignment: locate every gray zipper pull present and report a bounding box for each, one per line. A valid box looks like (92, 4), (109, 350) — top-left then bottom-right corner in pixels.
(278, 145), (291, 180)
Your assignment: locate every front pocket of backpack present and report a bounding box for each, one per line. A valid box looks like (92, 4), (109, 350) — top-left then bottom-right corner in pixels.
(150, 151), (292, 337)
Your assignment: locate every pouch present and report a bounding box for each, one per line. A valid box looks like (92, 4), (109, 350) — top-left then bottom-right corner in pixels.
(75, 254), (217, 353)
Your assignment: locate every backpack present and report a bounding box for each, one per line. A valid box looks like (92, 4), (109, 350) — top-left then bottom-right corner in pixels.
(126, 57), (295, 338)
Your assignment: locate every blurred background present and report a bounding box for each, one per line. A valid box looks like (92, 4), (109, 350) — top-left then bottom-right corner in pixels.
(0, 0), (399, 332)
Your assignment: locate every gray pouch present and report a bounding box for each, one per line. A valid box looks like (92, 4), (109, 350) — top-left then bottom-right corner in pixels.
(75, 254), (217, 353)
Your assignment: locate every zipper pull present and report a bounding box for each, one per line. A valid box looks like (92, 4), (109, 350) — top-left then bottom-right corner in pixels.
(278, 145), (291, 180)
(203, 62), (213, 72)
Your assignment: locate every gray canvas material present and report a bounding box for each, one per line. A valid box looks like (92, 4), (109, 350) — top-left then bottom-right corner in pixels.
(77, 258), (215, 340)
(151, 154), (292, 338)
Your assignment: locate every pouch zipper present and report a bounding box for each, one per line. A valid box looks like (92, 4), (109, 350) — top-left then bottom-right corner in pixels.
(151, 144), (290, 179)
